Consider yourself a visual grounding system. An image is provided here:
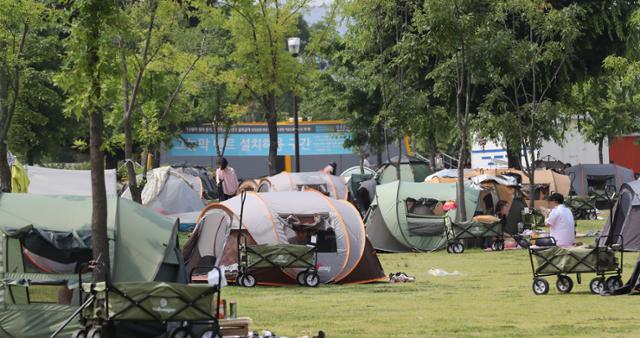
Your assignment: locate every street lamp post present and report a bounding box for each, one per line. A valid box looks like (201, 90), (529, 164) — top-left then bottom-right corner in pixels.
(287, 37), (301, 172)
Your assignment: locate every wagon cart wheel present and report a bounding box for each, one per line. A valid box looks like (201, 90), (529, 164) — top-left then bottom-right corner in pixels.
(453, 242), (465, 254)
(297, 271), (307, 286)
(446, 244), (453, 254)
(556, 275), (573, 293)
(532, 278), (549, 295)
(169, 326), (193, 338)
(71, 329), (87, 338)
(304, 271), (320, 287)
(86, 327), (102, 338)
(589, 277), (605, 294)
(200, 329), (221, 338)
(491, 241), (497, 251)
(242, 273), (256, 287)
(606, 276), (623, 291)
(497, 240), (505, 251)
(235, 274), (244, 286)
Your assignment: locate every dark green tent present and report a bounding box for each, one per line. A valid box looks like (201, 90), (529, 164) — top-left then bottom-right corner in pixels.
(376, 156), (433, 184)
(0, 193), (186, 338)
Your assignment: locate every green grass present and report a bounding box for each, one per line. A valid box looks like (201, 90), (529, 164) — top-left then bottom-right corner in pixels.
(207, 213), (640, 338)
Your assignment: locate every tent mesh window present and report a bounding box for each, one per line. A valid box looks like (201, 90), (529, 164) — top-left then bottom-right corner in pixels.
(405, 198), (447, 236)
(298, 184), (329, 196)
(315, 230), (337, 253)
(587, 175), (614, 189)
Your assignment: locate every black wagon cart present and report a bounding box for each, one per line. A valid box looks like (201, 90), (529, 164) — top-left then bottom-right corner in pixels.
(527, 235), (624, 295)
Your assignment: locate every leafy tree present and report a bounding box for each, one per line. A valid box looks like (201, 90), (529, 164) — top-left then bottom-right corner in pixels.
(412, 0), (495, 220)
(0, 0), (49, 191)
(60, 0), (117, 289)
(223, 0), (308, 175)
(478, 1), (581, 206)
(571, 56), (640, 163)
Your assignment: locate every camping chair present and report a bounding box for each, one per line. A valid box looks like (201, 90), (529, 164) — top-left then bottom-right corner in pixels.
(527, 235), (624, 295)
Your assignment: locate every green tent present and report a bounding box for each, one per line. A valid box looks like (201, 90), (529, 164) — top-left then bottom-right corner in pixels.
(365, 181), (480, 252)
(376, 156), (432, 185)
(0, 193), (185, 338)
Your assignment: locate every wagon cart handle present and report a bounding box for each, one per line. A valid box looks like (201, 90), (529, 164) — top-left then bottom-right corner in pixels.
(49, 294), (96, 338)
(596, 234), (624, 274)
(237, 191), (247, 275)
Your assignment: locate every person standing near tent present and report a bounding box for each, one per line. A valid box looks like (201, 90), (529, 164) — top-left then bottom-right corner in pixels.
(322, 162), (337, 175)
(544, 193), (575, 247)
(216, 157), (238, 201)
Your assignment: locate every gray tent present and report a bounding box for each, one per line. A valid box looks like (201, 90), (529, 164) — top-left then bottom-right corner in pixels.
(600, 181), (640, 251)
(565, 164), (635, 196)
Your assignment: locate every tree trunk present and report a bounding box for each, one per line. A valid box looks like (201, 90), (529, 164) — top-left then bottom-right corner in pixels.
(87, 23), (110, 285)
(396, 138), (402, 180)
(265, 94), (278, 175)
(505, 137), (522, 170)
(0, 142), (11, 192)
(598, 136), (604, 164)
(124, 122), (141, 203)
(428, 130), (437, 172)
(456, 135), (467, 222)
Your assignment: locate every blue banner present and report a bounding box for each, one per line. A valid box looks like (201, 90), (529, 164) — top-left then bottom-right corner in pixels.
(170, 130), (352, 157)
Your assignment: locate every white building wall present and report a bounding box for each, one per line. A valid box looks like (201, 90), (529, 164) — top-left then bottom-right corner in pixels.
(539, 127), (608, 165)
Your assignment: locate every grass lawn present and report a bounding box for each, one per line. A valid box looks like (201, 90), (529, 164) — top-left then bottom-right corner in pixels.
(181, 212), (640, 338)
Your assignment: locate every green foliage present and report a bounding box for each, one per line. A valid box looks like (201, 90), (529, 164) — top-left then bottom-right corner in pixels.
(571, 56), (640, 153)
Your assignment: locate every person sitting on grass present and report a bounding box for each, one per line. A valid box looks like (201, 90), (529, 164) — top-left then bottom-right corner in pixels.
(544, 193), (575, 247)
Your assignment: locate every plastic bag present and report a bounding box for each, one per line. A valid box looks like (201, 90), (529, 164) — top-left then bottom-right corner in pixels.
(427, 268), (461, 276)
(207, 267), (227, 288)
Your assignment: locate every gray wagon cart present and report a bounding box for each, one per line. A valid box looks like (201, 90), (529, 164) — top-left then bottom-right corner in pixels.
(236, 243), (319, 287)
(446, 217), (504, 253)
(527, 235), (624, 295)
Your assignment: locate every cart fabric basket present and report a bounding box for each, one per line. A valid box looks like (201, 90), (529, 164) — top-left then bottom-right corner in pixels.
(245, 244), (316, 269)
(534, 245), (618, 274)
(82, 282), (216, 322)
(450, 219), (502, 239)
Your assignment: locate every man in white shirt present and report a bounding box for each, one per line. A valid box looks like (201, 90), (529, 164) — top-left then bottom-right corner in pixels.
(545, 193), (575, 247)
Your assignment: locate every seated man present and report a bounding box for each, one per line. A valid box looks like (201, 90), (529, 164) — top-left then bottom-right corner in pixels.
(544, 193), (575, 247)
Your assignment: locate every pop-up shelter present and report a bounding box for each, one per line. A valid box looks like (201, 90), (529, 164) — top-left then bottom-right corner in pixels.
(0, 193), (185, 338)
(365, 181), (481, 252)
(257, 172), (348, 200)
(183, 191), (385, 285)
(566, 164), (635, 196)
(600, 180), (640, 251)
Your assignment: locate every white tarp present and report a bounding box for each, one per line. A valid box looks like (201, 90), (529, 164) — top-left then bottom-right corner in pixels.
(26, 166), (118, 196)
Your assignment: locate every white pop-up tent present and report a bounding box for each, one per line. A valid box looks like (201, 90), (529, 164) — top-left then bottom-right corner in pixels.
(257, 172), (348, 200)
(26, 166), (118, 196)
(183, 191), (385, 285)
